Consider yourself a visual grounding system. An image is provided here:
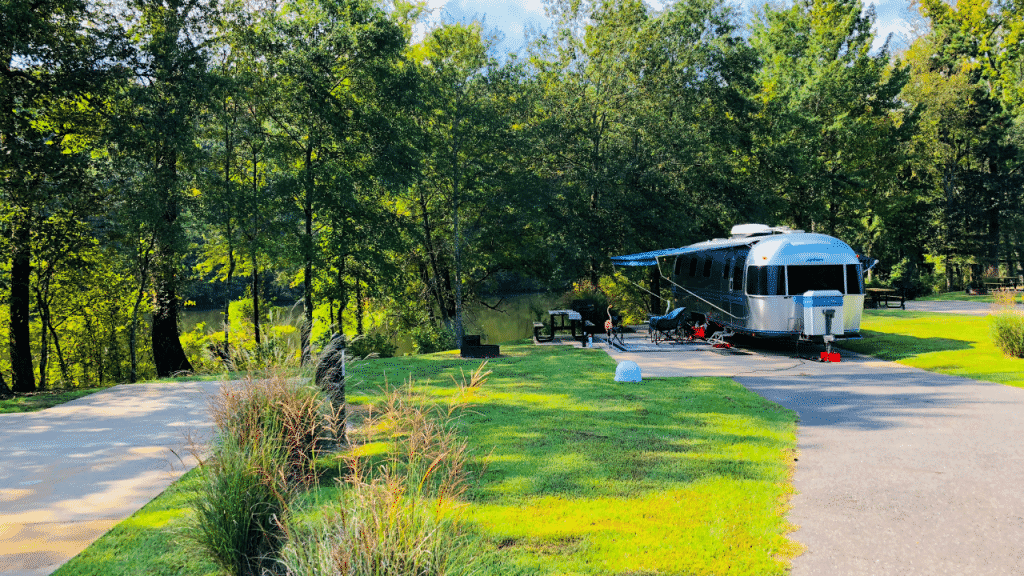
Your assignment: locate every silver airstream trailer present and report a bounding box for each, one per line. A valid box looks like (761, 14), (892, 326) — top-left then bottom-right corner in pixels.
(611, 224), (867, 342)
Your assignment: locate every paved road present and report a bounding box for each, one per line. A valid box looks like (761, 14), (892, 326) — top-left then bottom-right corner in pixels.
(0, 381), (224, 576)
(903, 299), (1017, 316)
(604, 336), (1024, 575)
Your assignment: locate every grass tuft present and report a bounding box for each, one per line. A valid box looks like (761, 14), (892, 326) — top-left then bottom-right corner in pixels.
(280, 379), (482, 576)
(186, 373), (340, 575)
(991, 293), (1024, 358)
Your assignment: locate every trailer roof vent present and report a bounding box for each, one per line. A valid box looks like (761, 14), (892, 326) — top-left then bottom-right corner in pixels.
(730, 224), (772, 238)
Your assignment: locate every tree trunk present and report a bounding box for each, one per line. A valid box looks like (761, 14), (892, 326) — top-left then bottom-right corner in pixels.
(0, 370), (10, 398)
(129, 238), (153, 384)
(252, 264), (261, 347)
(418, 189), (450, 323)
(151, 270), (192, 377)
(9, 220), (35, 393)
(224, 244), (234, 357)
(150, 161), (193, 377)
(36, 289), (49, 390)
(46, 315), (70, 386)
(452, 153), (463, 344)
(945, 253), (953, 292)
(1015, 230), (1024, 281)
(301, 143), (314, 366)
(355, 275), (364, 336)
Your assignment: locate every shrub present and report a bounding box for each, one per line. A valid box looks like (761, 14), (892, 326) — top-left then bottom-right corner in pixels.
(991, 307), (1024, 358)
(347, 332), (397, 359)
(410, 323), (457, 354)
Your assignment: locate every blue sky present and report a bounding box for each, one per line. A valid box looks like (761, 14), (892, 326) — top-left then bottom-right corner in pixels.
(416, 0), (921, 55)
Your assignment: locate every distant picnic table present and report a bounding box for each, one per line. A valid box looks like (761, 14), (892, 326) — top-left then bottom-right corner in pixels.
(984, 277), (1022, 291)
(866, 288), (905, 309)
(534, 309), (584, 343)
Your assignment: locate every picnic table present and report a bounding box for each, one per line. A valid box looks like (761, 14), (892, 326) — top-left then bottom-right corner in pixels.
(866, 288), (905, 309)
(984, 277), (1022, 291)
(533, 309), (583, 343)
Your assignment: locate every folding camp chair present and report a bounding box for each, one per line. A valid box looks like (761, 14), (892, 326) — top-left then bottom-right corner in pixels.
(648, 307), (686, 344)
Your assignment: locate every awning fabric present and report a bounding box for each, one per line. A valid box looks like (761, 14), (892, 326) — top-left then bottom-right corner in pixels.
(610, 247), (691, 266)
(611, 238), (756, 266)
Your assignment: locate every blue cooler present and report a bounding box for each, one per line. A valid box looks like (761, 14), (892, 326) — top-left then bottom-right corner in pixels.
(799, 290), (844, 337)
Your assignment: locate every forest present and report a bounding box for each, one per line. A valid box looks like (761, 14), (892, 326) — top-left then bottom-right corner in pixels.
(1, 0), (1022, 394)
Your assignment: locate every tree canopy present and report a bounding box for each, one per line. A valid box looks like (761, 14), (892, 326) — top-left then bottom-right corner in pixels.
(2, 0), (1022, 391)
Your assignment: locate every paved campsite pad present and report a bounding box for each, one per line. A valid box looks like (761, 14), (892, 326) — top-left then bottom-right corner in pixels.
(603, 336), (1024, 575)
(0, 381), (224, 576)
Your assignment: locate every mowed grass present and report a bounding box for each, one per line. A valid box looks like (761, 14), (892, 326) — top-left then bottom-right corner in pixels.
(841, 310), (1024, 387)
(55, 343), (799, 575)
(916, 291), (1019, 304)
(0, 387), (112, 414)
(51, 467), (222, 576)
(343, 343), (800, 575)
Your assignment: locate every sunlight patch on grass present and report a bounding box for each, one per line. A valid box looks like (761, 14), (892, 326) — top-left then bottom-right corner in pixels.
(345, 344), (799, 575)
(842, 310), (1024, 387)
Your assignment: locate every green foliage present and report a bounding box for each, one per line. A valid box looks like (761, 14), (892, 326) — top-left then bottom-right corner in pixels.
(597, 271), (653, 324)
(888, 257), (936, 299)
(347, 332), (398, 359)
(410, 323), (457, 354)
(991, 313), (1024, 358)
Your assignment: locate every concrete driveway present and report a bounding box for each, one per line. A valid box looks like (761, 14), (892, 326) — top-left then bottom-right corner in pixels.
(0, 380), (224, 576)
(604, 336), (1024, 575)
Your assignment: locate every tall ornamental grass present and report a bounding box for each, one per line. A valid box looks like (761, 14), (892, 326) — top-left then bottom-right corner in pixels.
(991, 292), (1024, 358)
(280, 373), (488, 576)
(187, 374), (339, 576)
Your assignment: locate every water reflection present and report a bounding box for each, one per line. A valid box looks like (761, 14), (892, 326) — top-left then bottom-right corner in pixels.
(179, 293), (565, 356)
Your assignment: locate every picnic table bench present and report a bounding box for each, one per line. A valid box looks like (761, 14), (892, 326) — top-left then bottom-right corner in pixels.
(866, 288), (905, 309)
(534, 310), (583, 343)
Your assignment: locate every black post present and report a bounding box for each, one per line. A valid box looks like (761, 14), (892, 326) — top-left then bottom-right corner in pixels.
(649, 265), (662, 314)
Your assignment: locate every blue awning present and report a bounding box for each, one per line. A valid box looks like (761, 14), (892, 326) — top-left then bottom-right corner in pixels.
(610, 247), (691, 266)
(611, 238), (757, 266)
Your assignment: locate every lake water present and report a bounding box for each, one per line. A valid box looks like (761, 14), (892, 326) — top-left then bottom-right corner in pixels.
(179, 293), (564, 355)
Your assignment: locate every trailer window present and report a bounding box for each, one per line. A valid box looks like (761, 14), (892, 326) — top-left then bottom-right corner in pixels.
(723, 258), (732, 280)
(703, 258), (713, 278)
(689, 257), (699, 277)
(846, 264), (863, 294)
(674, 257), (686, 276)
(787, 265), (845, 295)
(746, 266), (785, 295)
(732, 261), (744, 290)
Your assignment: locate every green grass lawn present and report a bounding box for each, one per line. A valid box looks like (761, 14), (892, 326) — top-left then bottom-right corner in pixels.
(56, 343), (800, 576)
(916, 291), (1019, 304)
(0, 386), (113, 414)
(841, 309), (1024, 387)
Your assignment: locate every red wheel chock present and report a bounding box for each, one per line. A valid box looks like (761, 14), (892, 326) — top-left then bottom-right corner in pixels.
(820, 351), (841, 363)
